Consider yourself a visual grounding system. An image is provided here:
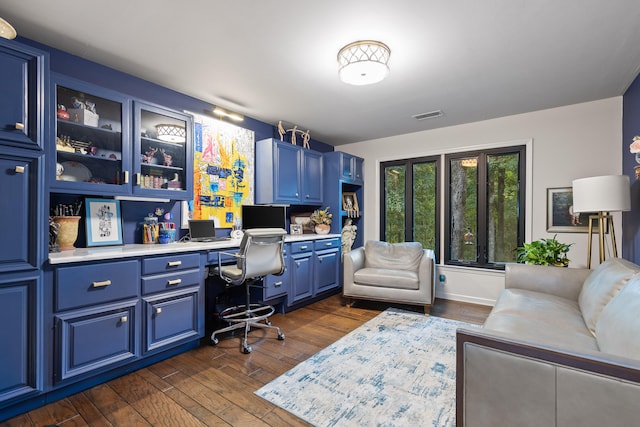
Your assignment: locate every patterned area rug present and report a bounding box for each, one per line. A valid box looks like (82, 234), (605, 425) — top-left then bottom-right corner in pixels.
(255, 308), (476, 427)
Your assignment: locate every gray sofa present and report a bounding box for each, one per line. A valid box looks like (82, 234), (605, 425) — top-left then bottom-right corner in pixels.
(343, 240), (436, 313)
(456, 258), (640, 427)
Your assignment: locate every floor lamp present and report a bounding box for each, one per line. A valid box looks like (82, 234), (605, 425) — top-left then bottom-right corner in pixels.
(572, 175), (631, 268)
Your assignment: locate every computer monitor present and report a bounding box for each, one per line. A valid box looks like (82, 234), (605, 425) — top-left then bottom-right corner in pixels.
(241, 205), (286, 230)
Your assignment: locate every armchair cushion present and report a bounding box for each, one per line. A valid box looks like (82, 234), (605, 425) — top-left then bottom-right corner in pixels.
(354, 268), (419, 290)
(364, 240), (423, 270)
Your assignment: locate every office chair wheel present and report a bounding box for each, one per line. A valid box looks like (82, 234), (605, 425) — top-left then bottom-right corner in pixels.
(243, 344), (252, 354)
(277, 332), (285, 340)
(211, 337), (219, 346)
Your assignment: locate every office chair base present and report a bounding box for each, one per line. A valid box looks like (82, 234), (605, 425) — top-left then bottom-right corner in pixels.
(210, 303), (284, 353)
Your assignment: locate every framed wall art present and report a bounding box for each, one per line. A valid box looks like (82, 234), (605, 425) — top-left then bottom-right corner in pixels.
(85, 198), (124, 247)
(546, 187), (605, 233)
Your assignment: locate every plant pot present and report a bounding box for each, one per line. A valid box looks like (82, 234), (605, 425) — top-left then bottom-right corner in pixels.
(53, 216), (81, 251)
(315, 224), (331, 234)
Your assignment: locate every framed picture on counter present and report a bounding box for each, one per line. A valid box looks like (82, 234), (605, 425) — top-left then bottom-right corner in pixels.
(85, 198), (124, 247)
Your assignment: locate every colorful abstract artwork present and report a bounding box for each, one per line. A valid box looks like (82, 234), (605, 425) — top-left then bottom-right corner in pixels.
(185, 113), (254, 228)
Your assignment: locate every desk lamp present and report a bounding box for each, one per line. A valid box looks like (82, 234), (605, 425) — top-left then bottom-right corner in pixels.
(572, 175), (630, 268)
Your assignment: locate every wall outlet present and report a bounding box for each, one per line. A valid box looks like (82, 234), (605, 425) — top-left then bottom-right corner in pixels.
(439, 274), (446, 283)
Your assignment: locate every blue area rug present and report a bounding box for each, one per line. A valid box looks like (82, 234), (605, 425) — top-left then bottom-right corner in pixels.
(255, 308), (476, 426)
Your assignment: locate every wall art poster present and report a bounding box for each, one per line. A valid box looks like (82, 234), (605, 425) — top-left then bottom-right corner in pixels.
(183, 113), (255, 229)
(85, 198), (123, 247)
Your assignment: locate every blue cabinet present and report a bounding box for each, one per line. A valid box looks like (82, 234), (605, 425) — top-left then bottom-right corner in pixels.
(0, 275), (41, 403)
(288, 238), (341, 306)
(255, 138), (323, 205)
(314, 238), (341, 294)
(0, 38), (47, 150)
(289, 241), (314, 304)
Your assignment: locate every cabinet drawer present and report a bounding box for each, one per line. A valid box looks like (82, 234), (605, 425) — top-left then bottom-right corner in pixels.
(264, 270), (289, 300)
(141, 253), (200, 275)
(143, 291), (199, 353)
(56, 260), (139, 312)
(290, 241), (313, 254)
(55, 300), (137, 382)
(141, 268), (201, 296)
(314, 238), (340, 251)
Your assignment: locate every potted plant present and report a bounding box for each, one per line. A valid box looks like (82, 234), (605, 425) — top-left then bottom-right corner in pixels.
(311, 207), (332, 234)
(516, 235), (572, 267)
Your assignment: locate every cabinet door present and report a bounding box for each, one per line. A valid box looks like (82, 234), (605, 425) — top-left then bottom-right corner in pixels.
(0, 276), (40, 402)
(51, 75), (131, 195)
(289, 252), (313, 304)
(352, 156), (364, 184)
(302, 150), (323, 204)
(55, 300), (138, 383)
(315, 248), (340, 294)
(0, 39), (46, 149)
(143, 290), (199, 353)
(0, 153), (38, 273)
(339, 153), (354, 180)
(133, 102), (193, 200)
(274, 142), (302, 203)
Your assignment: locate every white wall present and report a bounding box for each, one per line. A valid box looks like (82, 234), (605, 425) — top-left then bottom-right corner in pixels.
(340, 97), (623, 306)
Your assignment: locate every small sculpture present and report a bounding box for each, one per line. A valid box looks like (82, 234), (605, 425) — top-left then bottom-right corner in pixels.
(341, 218), (357, 253)
(49, 216), (61, 252)
(277, 120), (311, 148)
(142, 146), (158, 164)
(161, 149), (172, 166)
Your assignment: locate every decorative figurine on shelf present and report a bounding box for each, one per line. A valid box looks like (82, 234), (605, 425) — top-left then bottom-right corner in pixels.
(161, 149), (173, 167)
(142, 146), (158, 164)
(277, 120), (311, 148)
(56, 104), (70, 120)
(341, 218), (357, 253)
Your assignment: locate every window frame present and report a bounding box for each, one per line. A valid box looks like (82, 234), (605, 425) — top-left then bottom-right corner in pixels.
(444, 145), (526, 270)
(379, 155), (440, 261)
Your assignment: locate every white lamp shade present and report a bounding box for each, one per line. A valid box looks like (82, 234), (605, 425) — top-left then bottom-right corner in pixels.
(572, 175), (631, 213)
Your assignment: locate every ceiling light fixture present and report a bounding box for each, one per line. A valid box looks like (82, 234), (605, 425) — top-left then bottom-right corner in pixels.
(337, 40), (391, 86)
(0, 17), (17, 40)
(213, 107), (244, 122)
(156, 124), (186, 143)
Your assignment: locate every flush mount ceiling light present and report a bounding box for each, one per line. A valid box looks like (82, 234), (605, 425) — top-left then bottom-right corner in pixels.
(337, 40), (391, 86)
(155, 124), (186, 143)
(0, 17), (17, 40)
(213, 107), (244, 122)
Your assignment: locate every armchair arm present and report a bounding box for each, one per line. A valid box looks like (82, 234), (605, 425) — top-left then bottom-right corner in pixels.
(343, 247), (365, 291)
(504, 263), (590, 301)
(418, 249), (436, 304)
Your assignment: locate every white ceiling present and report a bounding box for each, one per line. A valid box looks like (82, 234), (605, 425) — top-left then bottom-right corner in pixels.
(2, 1), (640, 146)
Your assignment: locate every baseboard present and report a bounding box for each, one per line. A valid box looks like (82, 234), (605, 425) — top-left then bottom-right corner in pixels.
(435, 290), (495, 307)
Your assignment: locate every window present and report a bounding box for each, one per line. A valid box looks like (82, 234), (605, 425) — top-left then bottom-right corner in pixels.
(445, 146), (525, 269)
(380, 156), (440, 258)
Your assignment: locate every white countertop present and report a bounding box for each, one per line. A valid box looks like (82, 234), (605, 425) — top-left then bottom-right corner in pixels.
(48, 233), (342, 265)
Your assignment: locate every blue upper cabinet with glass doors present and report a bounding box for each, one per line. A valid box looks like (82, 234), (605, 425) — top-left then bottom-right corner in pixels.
(0, 38), (47, 150)
(50, 74), (131, 195)
(132, 101), (193, 200)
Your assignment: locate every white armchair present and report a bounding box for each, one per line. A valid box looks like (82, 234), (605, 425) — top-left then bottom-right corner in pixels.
(343, 240), (436, 314)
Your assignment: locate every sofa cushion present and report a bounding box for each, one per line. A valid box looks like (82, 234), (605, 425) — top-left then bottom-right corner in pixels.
(354, 268), (419, 290)
(364, 241), (423, 271)
(578, 258), (640, 335)
(595, 275), (640, 359)
(484, 289), (598, 351)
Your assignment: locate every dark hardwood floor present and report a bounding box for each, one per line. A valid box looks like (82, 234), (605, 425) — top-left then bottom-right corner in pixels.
(3, 295), (491, 427)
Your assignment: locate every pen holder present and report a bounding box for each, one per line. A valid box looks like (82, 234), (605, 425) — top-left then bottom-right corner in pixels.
(158, 228), (176, 244)
(143, 224), (159, 244)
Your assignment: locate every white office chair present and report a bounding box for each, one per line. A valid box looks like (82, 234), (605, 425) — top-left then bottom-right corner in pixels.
(211, 228), (287, 353)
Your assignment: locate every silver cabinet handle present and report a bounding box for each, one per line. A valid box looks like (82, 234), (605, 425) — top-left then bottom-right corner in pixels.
(136, 173), (141, 185)
(295, 261), (301, 267)
(15, 122), (24, 130)
(295, 192), (299, 197)
(300, 246), (308, 250)
(15, 166), (25, 173)
(325, 242), (332, 246)
(167, 261), (182, 267)
(92, 280), (112, 288)
(120, 315), (128, 323)
(155, 307), (162, 314)
(123, 171), (129, 184)
(167, 279), (182, 286)
(274, 281), (283, 287)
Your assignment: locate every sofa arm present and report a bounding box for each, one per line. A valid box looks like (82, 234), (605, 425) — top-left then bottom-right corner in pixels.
(505, 263), (591, 301)
(457, 327), (640, 427)
(343, 247), (365, 291)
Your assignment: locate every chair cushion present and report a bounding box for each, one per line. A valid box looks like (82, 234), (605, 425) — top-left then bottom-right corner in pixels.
(484, 289), (598, 351)
(354, 267), (419, 290)
(364, 241), (423, 271)
(578, 258), (640, 335)
(595, 275), (640, 359)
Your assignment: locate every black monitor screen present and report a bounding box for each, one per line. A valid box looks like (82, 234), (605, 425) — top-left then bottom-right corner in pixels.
(241, 205), (286, 230)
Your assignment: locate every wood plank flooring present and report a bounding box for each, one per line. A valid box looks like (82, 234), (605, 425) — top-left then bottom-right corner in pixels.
(3, 295), (491, 427)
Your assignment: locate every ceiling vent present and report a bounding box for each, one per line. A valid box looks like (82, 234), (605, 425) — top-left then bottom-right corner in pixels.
(412, 110), (443, 121)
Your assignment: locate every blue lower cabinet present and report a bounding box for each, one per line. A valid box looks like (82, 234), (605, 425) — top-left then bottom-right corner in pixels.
(143, 290), (199, 353)
(315, 248), (340, 294)
(54, 299), (138, 383)
(290, 252), (313, 304)
(0, 275), (40, 403)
